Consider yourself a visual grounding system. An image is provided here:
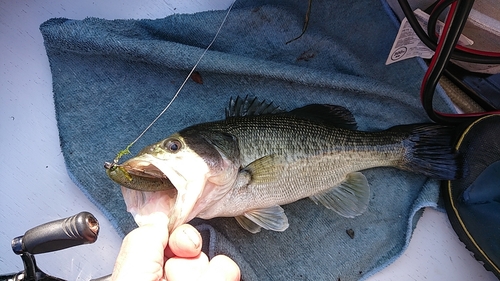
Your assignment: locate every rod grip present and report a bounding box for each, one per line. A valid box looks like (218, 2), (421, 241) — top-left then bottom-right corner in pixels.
(12, 212), (99, 255)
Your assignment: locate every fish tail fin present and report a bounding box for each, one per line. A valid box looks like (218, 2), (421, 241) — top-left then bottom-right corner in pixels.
(397, 124), (463, 180)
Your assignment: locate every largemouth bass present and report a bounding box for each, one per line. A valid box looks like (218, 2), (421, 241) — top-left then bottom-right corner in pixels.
(105, 97), (461, 233)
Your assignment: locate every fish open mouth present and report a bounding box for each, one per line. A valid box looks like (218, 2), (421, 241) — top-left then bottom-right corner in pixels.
(106, 142), (217, 232)
(120, 185), (178, 228)
(113, 153), (209, 232)
(116, 159), (180, 229)
(120, 159), (177, 191)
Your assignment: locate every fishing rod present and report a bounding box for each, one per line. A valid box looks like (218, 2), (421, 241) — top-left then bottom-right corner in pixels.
(0, 212), (111, 281)
(4, 4), (240, 280)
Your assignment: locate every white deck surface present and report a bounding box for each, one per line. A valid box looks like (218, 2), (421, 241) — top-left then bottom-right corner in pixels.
(0, 1), (497, 280)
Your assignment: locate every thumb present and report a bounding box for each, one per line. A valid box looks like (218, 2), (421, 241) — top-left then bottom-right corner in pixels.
(167, 224), (202, 258)
(112, 212), (170, 281)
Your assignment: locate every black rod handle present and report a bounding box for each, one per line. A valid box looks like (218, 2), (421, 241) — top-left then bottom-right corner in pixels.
(11, 211), (99, 255)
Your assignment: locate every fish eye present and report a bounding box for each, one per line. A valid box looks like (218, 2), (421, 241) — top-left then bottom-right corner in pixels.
(164, 139), (182, 153)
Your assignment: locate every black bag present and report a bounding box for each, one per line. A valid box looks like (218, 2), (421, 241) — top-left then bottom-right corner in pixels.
(442, 114), (500, 279)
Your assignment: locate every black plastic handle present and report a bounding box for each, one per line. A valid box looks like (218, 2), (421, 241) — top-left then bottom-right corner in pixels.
(11, 211), (99, 255)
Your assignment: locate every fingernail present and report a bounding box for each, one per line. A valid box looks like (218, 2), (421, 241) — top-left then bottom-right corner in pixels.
(183, 227), (201, 249)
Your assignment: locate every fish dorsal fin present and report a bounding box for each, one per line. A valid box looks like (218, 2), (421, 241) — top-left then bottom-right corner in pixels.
(288, 104), (357, 130)
(309, 172), (369, 218)
(226, 96), (284, 118)
(225, 97), (357, 130)
(236, 205), (289, 233)
(242, 154), (285, 184)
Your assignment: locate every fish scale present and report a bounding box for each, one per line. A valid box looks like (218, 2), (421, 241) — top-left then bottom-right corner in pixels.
(184, 116), (414, 215)
(200, 116), (405, 159)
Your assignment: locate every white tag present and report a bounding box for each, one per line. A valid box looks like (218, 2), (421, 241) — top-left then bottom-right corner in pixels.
(386, 9), (473, 65)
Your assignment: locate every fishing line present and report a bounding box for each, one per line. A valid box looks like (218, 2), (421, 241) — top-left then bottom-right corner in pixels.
(113, 1), (236, 164)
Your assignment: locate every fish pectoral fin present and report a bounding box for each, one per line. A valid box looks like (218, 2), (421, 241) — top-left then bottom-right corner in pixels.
(237, 205), (290, 233)
(235, 216), (262, 233)
(309, 172), (370, 218)
(243, 154), (285, 184)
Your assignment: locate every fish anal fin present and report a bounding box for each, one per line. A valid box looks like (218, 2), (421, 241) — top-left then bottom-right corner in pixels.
(237, 205), (289, 232)
(310, 172), (370, 218)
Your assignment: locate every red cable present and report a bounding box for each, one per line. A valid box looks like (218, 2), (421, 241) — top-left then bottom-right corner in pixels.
(430, 0), (500, 59)
(421, 1), (500, 121)
(420, 1), (455, 104)
(455, 45), (500, 58)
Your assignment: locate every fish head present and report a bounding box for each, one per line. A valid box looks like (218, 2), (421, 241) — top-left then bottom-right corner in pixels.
(106, 129), (240, 232)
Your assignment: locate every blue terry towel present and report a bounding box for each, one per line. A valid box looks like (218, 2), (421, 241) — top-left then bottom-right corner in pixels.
(40, 0), (454, 280)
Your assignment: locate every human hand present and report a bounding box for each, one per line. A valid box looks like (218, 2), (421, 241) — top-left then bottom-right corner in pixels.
(111, 213), (240, 281)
